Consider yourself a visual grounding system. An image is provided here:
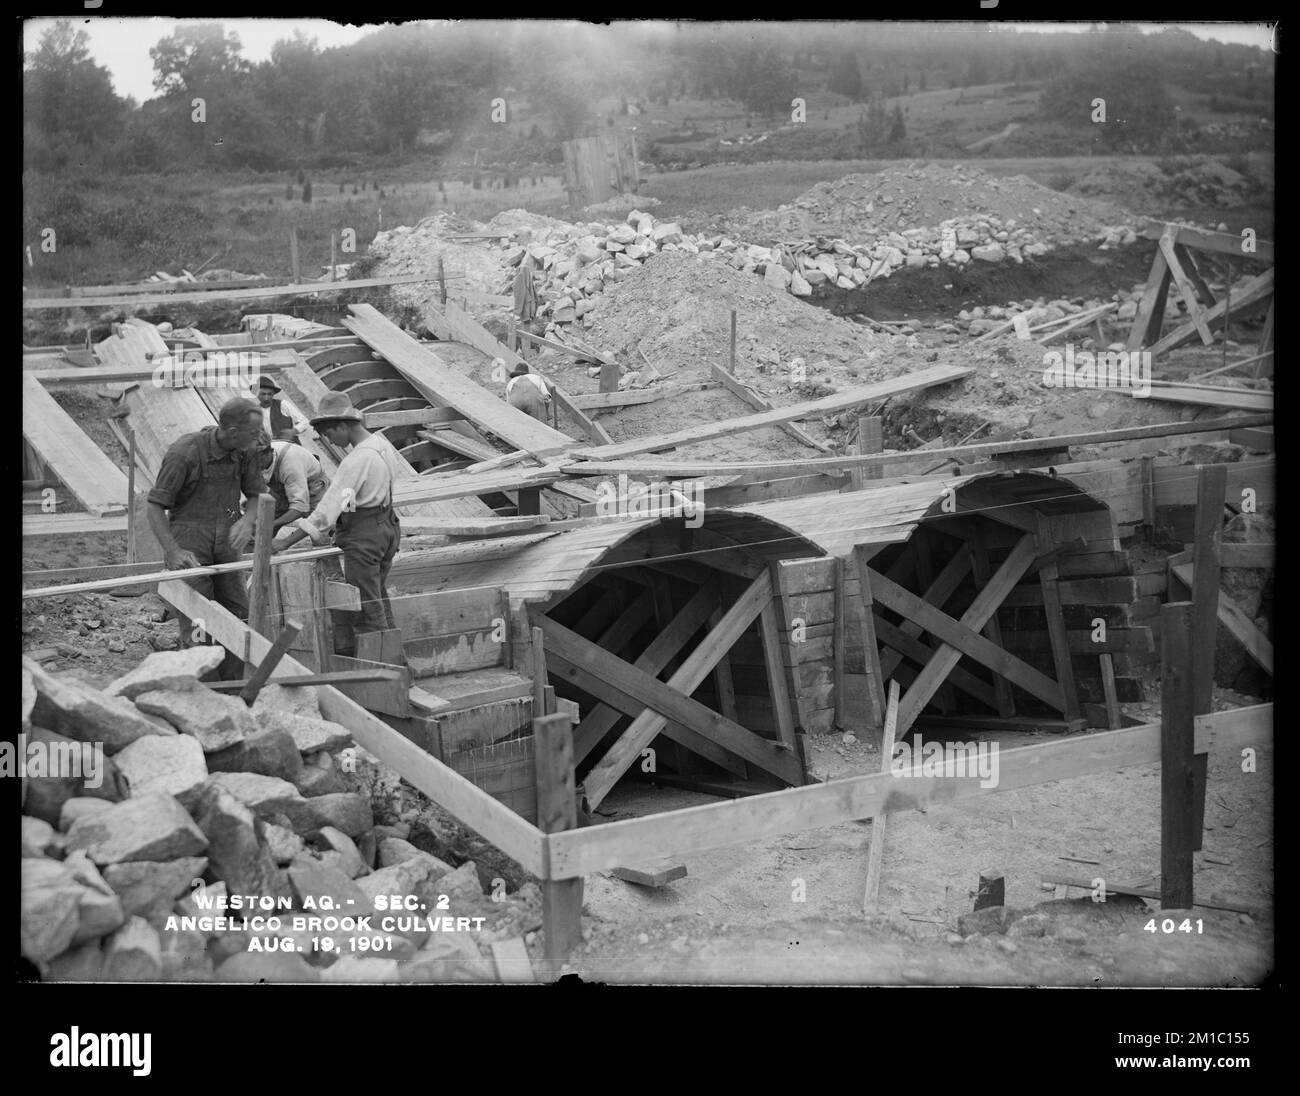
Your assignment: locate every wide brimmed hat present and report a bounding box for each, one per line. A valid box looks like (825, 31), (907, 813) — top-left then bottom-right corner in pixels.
(257, 376), (282, 393)
(309, 390), (363, 427)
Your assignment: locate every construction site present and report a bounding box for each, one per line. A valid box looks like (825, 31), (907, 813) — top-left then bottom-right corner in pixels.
(21, 24), (1274, 989)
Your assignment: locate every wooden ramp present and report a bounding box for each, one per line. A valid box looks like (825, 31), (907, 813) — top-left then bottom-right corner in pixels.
(22, 374), (130, 516)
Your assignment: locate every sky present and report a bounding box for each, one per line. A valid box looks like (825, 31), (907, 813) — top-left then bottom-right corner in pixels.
(23, 18), (1277, 106)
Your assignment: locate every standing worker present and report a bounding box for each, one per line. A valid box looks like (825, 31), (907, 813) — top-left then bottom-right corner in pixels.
(256, 432), (330, 530)
(271, 392), (404, 653)
(505, 362), (551, 422)
(256, 376), (309, 442)
(147, 397), (267, 672)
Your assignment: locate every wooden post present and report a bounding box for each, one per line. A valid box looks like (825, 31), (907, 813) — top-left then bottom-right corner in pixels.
(1160, 602), (1196, 910)
(289, 227), (300, 284)
(438, 255), (447, 307)
(1190, 465), (1227, 714)
(850, 415), (883, 491)
(330, 232), (337, 281)
(535, 711), (583, 968)
(729, 309), (737, 374)
(862, 679), (900, 913)
(246, 495), (277, 643)
(598, 360), (620, 393)
(532, 624), (550, 715)
(1036, 515), (1082, 722)
(832, 557), (847, 731)
(239, 620), (304, 707)
(125, 430), (137, 565)
(850, 544), (888, 734)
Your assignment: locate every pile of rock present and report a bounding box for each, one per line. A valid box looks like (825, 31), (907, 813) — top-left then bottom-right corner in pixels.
(20, 649), (541, 983)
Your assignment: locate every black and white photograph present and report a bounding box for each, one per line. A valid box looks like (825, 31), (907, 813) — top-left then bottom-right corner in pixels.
(20, 15), (1275, 1018)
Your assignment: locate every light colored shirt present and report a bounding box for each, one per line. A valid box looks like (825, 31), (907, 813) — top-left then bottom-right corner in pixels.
(262, 398), (310, 439)
(269, 440), (329, 514)
(506, 373), (549, 400)
(294, 433), (404, 545)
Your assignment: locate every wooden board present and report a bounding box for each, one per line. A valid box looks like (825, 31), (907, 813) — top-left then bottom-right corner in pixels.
(610, 860), (688, 888)
(1170, 562), (1273, 674)
(345, 304), (574, 454)
(24, 272), (447, 310)
(22, 374), (129, 515)
(568, 366), (972, 462)
(547, 704), (1272, 878)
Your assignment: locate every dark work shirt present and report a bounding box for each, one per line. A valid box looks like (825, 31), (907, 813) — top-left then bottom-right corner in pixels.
(147, 425), (266, 517)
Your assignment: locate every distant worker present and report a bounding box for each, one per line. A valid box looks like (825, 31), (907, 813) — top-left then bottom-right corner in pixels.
(505, 362), (551, 421)
(271, 392), (404, 649)
(256, 375), (309, 443)
(256, 432), (330, 529)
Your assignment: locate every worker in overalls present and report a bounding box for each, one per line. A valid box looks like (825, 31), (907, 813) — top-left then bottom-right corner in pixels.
(256, 432), (330, 530)
(271, 391), (403, 652)
(147, 397), (267, 672)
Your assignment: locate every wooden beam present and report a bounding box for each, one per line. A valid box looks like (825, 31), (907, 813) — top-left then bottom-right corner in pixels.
(870, 536), (1064, 733)
(1126, 245), (1173, 351)
(23, 272), (450, 310)
(862, 680), (900, 913)
(534, 712), (584, 966)
(579, 571), (778, 807)
(1138, 386), (1272, 413)
(1169, 562), (1272, 674)
(1159, 233), (1214, 346)
(1140, 220), (1274, 264)
(247, 494), (277, 640)
(759, 597), (800, 754)
(1160, 602), (1196, 909)
(562, 414), (1271, 479)
(1191, 465), (1228, 713)
(365, 407), (463, 429)
(543, 619), (802, 788)
(238, 620), (303, 706)
(545, 704), (1272, 878)
(610, 861), (687, 888)
(346, 304), (574, 455)
(157, 578), (545, 876)
(21, 374), (129, 515)
(969, 530), (1016, 717)
(710, 361), (833, 454)
(877, 543), (974, 682)
(1148, 268), (1275, 358)
(1036, 515), (1081, 722)
(568, 366), (972, 462)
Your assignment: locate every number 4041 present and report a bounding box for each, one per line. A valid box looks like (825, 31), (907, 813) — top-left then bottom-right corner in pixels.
(1144, 918), (1204, 934)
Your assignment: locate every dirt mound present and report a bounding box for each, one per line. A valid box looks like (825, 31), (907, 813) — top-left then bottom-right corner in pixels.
(720, 162), (1135, 252)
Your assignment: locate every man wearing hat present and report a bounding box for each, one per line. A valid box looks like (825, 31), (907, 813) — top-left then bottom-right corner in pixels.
(256, 432), (330, 529)
(256, 375), (309, 443)
(505, 362), (551, 422)
(272, 391), (404, 646)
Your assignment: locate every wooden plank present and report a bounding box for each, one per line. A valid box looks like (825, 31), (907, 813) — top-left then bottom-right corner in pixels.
(21, 374), (129, 515)
(832, 557), (847, 730)
(710, 361), (832, 454)
(345, 303), (574, 454)
(205, 668), (405, 692)
(1158, 234), (1214, 345)
(422, 301), (610, 446)
(759, 597), (800, 753)
(1147, 268), (1275, 358)
(1170, 563), (1272, 674)
(24, 272), (448, 310)
(247, 494), (277, 639)
(1126, 246), (1173, 352)
(849, 546), (888, 731)
(970, 529), (1016, 717)
(157, 578), (545, 875)
(489, 937), (535, 983)
(534, 712), (583, 965)
(569, 366), (972, 463)
(1099, 652), (1123, 729)
(1160, 602), (1196, 909)
(579, 571), (780, 807)
(1036, 515), (1081, 722)
(238, 620), (303, 706)
(1042, 875), (1253, 915)
(862, 680), (900, 913)
(1191, 466), (1227, 713)
(545, 622), (802, 786)
(1139, 386), (1272, 413)
(609, 860), (688, 888)
(547, 703), (1272, 878)
(1140, 220), (1274, 264)
(365, 407), (463, 429)
(569, 383), (714, 410)
(565, 414), (1271, 479)
(872, 537), (1065, 732)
